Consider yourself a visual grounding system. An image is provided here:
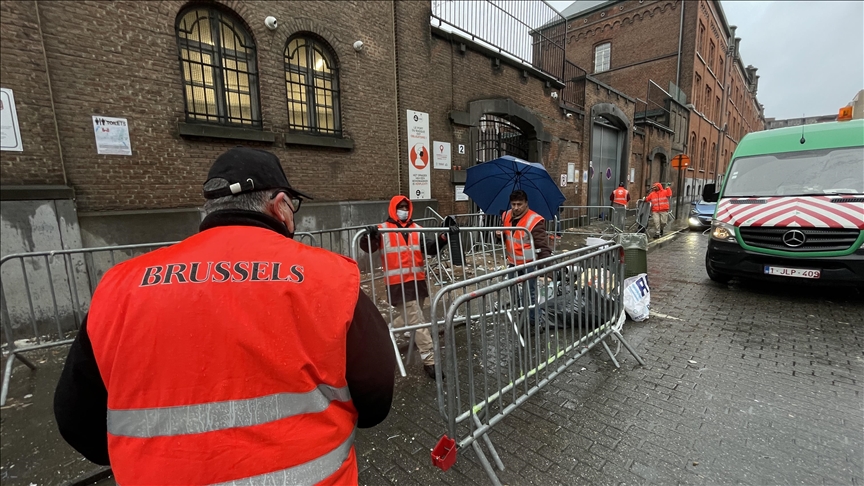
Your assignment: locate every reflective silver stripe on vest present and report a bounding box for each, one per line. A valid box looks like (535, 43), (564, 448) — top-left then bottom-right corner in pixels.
(382, 266), (424, 277)
(107, 384), (351, 438)
(212, 428), (356, 486)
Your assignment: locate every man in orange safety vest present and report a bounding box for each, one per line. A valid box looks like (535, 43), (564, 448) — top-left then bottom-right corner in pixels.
(645, 182), (673, 238)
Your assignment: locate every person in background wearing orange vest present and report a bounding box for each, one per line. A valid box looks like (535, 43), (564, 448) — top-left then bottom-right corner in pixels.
(500, 190), (553, 323)
(645, 182), (673, 238)
(360, 196), (458, 379)
(53, 147), (396, 485)
(609, 182), (631, 230)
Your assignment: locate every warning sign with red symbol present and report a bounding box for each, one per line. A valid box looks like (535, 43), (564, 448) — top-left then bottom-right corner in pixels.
(433, 141), (451, 169)
(407, 110), (430, 200)
(410, 143), (429, 169)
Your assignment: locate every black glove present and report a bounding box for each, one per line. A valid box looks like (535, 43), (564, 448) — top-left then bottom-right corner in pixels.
(441, 216), (460, 240)
(366, 225), (380, 239)
(448, 220), (460, 236)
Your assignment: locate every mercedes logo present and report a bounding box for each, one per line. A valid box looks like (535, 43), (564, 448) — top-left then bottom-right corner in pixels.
(782, 229), (806, 248)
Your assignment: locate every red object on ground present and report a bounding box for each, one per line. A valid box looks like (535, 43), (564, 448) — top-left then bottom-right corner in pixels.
(431, 435), (457, 471)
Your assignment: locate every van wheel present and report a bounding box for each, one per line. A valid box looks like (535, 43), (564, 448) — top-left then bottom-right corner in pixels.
(705, 256), (732, 284)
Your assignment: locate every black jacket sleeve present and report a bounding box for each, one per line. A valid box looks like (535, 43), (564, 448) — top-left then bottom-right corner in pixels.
(53, 316), (110, 465)
(346, 288), (396, 428)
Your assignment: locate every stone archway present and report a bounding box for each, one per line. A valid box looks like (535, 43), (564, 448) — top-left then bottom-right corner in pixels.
(588, 103), (631, 209)
(451, 98), (550, 164)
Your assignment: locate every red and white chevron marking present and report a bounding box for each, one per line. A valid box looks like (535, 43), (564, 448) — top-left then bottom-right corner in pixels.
(715, 197), (864, 229)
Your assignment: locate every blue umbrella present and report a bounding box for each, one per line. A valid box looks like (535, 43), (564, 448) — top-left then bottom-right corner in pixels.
(463, 155), (565, 220)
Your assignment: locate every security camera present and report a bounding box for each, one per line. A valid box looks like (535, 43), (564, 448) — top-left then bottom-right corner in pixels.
(353, 40), (364, 52)
(566, 113), (573, 118)
(264, 16), (278, 31)
(550, 91), (559, 99)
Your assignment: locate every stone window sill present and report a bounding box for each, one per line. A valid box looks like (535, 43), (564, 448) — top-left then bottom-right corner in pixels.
(178, 122), (276, 143)
(283, 132), (354, 150)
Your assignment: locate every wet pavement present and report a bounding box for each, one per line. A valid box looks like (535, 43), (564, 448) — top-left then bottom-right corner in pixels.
(2, 229), (862, 485)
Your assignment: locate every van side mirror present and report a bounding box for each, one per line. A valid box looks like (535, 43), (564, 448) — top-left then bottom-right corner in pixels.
(702, 183), (718, 203)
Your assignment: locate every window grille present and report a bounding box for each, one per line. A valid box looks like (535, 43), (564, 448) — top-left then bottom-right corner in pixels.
(285, 36), (341, 135)
(176, 7), (261, 126)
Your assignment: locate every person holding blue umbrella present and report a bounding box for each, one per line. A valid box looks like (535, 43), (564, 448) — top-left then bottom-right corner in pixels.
(500, 189), (553, 325)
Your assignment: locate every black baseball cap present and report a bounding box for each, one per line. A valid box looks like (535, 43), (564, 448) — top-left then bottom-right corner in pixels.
(203, 147), (312, 200)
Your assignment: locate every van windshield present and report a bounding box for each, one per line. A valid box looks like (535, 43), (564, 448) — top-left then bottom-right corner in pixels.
(723, 147), (864, 197)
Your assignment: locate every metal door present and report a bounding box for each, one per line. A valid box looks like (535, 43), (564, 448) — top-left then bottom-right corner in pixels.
(589, 123), (622, 214)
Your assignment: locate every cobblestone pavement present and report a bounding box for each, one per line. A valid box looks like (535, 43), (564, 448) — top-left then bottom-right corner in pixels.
(357, 231), (863, 485)
(1, 231), (861, 485)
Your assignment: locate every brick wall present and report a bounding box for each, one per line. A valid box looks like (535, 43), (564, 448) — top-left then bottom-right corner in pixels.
(564, 1), (682, 101)
(0, 1), (65, 185)
(3, 0), (401, 211)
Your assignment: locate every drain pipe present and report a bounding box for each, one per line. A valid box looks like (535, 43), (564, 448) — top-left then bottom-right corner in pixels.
(391, 1), (402, 195)
(675, 0), (684, 89)
(35, 0), (67, 186)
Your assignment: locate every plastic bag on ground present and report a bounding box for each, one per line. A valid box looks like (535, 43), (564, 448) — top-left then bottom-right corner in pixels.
(623, 273), (650, 321)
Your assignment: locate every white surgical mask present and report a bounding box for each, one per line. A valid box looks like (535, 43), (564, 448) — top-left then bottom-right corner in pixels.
(396, 209), (409, 221)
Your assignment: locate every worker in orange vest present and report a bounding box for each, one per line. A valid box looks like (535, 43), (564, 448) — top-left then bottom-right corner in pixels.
(645, 182), (673, 238)
(609, 182), (631, 230)
(54, 147), (396, 485)
(500, 190), (553, 324)
(609, 182), (630, 207)
(361, 196), (458, 379)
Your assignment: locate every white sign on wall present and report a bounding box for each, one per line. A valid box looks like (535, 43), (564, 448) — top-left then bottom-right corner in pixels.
(560, 174), (567, 187)
(567, 163), (576, 183)
(630, 168), (636, 183)
(93, 116), (132, 155)
(407, 110), (430, 200)
(0, 88), (23, 152)
(454, 185), (469, 201)
(433, 141), (451, 169)
(582, 170), (588, 183)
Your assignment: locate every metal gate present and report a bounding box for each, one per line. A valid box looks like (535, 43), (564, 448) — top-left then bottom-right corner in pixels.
(476, 114), (529, 163)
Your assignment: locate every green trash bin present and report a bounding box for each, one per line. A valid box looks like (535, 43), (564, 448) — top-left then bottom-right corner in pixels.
(616, 233), (648, 279)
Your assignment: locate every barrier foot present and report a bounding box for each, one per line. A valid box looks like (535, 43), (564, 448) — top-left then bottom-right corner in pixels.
(614, 330), (646, 366)
(472, 441), (503, 486)
(601, 340), (621, 369)
(473, 414), (505, 472)
(1, 352), (39, 407)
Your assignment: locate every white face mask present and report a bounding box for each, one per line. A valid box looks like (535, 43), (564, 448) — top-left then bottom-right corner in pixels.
(396, 209), (409, 221)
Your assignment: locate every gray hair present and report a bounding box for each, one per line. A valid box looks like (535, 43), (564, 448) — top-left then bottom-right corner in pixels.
(202, 178), (271, 216)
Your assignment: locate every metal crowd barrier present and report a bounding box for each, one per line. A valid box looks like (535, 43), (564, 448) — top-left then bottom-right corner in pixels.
(0, 241), (177, 405)
(556, 205), (627, 236)
(295, 220), (437, 258)
(428, 242), (645, 484)
(351, 226), (536, 377)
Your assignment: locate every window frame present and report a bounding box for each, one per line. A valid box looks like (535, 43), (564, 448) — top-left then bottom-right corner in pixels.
(284, 34), (342, 136)
(593, 42), (611, 73)
(175, 6), (262, 127)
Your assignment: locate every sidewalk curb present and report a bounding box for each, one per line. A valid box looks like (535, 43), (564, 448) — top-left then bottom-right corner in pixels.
(646, 225), (689, 254)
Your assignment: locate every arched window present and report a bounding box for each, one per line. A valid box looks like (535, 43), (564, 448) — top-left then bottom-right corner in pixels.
(689, 132), (697, 159)
(710, 142), (716, 172)
(285, 35), (341, 135)
(176, 6), (260, 126)
(700, 138), (707, 170)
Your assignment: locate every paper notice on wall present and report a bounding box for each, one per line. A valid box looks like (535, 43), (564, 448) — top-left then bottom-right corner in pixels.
(455, 185), (469, 201)
(407, 110), (430, 199)
(582, 170), (588, 183)
(560, 174), (567, 187)
(630, 168), (636, 183)
(93, 116), (132, 155)
(433, 141), (451, 169)
(567, 163), (575, 183)
(0, 88), (23, 152)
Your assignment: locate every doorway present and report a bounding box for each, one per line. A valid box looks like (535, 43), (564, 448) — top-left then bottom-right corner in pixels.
(589, 121), (623, 210)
